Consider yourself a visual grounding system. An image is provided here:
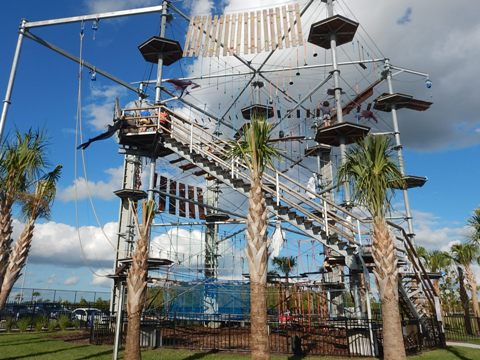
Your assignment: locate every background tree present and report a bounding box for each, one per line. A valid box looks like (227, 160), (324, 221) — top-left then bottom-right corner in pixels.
(451, 243), (480, 332)
(124, 200), (155, 360)
(0, 130), (46, 290)
(229, 115), (279, 360)
(0, 166), (61, 308)
(421, 249), (452, 296)
(272, 256), (297, 313)
(338, 135), (406, 360)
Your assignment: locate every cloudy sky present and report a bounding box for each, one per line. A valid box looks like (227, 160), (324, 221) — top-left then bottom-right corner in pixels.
(0, 0), (479, 295)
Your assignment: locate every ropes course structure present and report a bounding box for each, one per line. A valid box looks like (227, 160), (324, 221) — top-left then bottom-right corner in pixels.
(0, 0), (443, 356)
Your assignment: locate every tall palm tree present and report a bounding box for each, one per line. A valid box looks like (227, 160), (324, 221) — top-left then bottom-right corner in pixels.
(124, 200), (155, 360)
(229, 115), (279, 360)
(451, 243), (480, 332)
(0, 130), (46, 288)
(0, 165), (61, 308)
(337, 135), (406, 360)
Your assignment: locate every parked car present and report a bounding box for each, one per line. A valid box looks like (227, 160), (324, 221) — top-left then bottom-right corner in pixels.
(71, 308), (108, 324)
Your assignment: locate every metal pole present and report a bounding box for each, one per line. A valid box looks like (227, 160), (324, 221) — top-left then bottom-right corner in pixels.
(326, 0), (350, 204)
(384, 59), (414, 236)
(0, 20), (26, 141)
(148, 0), (169, 202)
(113, 282), (125, 360)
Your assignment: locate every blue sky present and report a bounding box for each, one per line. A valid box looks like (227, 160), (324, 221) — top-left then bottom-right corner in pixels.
(1, 0), (479, 294)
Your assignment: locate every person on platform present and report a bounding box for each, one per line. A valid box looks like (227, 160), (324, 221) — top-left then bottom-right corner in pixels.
(320, 101), (333, 127)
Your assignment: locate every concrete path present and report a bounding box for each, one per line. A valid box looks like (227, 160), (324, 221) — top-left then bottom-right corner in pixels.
(447, 341), (480, 349)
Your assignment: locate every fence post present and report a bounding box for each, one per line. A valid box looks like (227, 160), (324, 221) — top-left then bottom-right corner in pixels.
(345, 318), (351, 357)
(189, 123), (193, 153)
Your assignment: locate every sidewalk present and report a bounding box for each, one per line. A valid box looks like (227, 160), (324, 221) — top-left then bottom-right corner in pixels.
(446, 341), (480, 349)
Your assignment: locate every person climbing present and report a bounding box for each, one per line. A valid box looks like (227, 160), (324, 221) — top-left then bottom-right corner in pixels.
(159, 108), (171, 133)
(320, 101), (333, 127)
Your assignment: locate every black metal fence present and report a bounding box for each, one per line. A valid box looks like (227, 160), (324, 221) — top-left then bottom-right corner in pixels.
(444, 315), (480, 343)
(0, 287), (110, 332)
(91, 313), (444, 357)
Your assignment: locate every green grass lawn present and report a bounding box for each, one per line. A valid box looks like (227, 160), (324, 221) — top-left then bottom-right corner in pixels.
(0, 332), (478, 360)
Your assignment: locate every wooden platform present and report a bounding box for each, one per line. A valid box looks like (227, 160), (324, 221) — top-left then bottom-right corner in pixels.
(390, 175), (428, 190)
(114, 189), (147, 201)
(308, 15), (358, 49)
(304, 144), (331, 157)
(118, 130), (172, 157)
(315, 122), (370, 146)
(374, 93), (432, 112)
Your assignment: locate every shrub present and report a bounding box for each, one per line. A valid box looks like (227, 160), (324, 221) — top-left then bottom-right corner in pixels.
(73, 319), (81, 329)
(34, 316), (48, 331)
(58, 315), (71, 330)
(48, 319), (58, 332)
(17, 317), (30, 332)
(5, 317), (16, 332)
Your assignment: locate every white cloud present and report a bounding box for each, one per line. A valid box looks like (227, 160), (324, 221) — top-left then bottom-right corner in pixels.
(190, 0), (214, 15)
(64, 276), (80, 286)
(12, 219), (117, 269)
(58, 166), (123, 202)
(84, 0), (157, 13)
(413, 210), (470, 251)
(91, 268), (114, 288)
(84, 85), (126, 131)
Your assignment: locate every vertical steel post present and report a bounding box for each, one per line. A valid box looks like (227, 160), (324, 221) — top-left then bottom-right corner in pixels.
(148, 0), (169, 202)
(0, 20), (26, 140)
(384, 59), (414, 236)
(113, 282), (125, 360)
(326, 0), (350, 204)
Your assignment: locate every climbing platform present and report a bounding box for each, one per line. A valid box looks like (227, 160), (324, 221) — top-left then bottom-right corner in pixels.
(390, 175), (428, 190)
(304, 144), (331, 157)
(205, 213), (230, 222)
(373, 93), (432, 112)
(308, 15), (359, 49)
(315, 122), (370, 146)
(138, 36), (183, 65)
(241, 104), (274, 120)
(114, 188), (147, 201)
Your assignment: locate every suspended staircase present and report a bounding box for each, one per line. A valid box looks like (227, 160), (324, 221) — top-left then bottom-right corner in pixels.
(116, 106), (443, 342)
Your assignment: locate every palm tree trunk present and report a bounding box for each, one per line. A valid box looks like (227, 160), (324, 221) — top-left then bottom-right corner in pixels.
(464, 265), (480, 332)
(432, 280), (441, 297)
(0, 197), (14, 292)
(246, 176), (269, 360)
(0, 219), (35, 308)
(458, 267), (473, 335)
(124, 224), (149, 360)
(371, 218), (406, 360)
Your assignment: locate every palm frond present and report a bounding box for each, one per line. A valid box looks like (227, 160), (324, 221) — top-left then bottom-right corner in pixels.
(337, 135), (404, 218)
(227, 115), (280, 178)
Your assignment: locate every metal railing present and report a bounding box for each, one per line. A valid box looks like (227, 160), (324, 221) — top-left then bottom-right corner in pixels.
(117, 105), (439, 319)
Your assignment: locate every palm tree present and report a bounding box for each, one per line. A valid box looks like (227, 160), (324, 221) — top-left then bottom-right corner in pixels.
(451, 243), (480, 332)
(0, 165), (61, 308)
(272, 256), (297, 284)
(337, 135), (406, 360)
(124, 200), (155, 360)
(272, 256), (297, 315)
(467, 208), (480, 241)
(423, 250), (451, 297)
(229, 115), (280, 360)
(0, 130), (46, 288)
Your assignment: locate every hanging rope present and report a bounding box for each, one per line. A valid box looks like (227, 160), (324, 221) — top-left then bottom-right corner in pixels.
(74, 22), (109, 277)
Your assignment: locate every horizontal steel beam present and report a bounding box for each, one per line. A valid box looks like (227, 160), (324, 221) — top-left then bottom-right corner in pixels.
(23, 31), (144, 97)
(24, 5), (164, 28)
